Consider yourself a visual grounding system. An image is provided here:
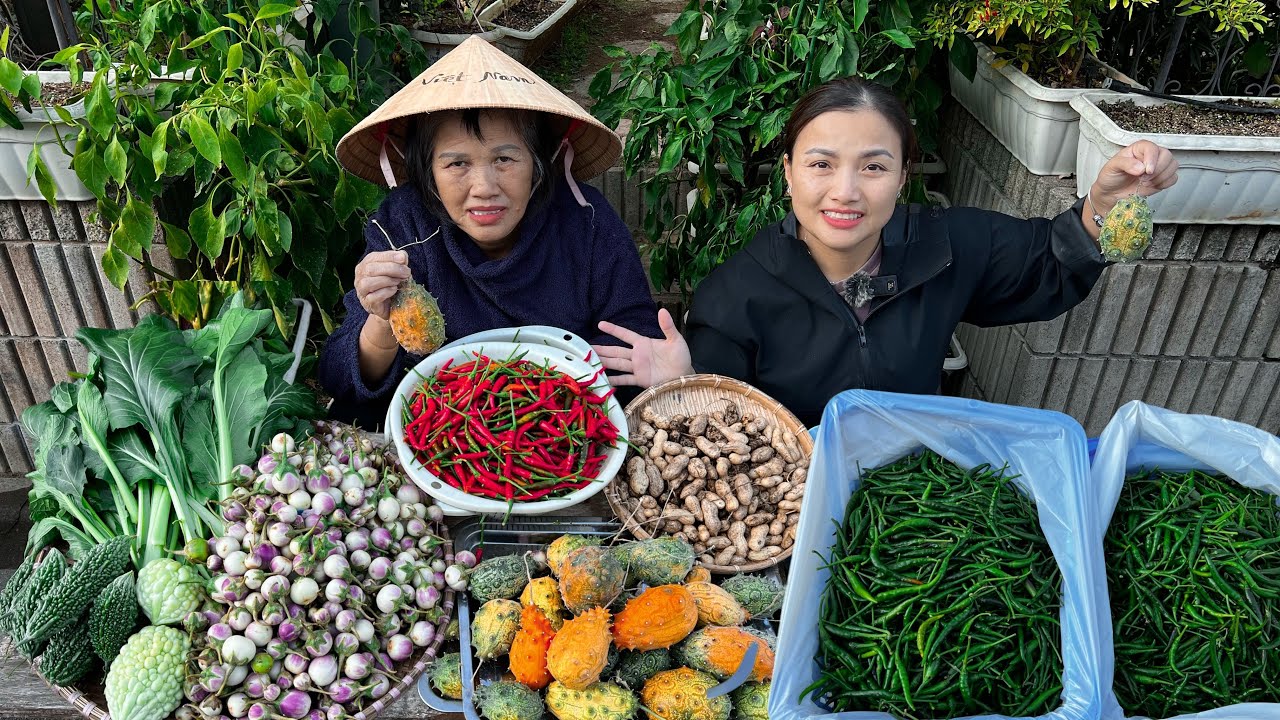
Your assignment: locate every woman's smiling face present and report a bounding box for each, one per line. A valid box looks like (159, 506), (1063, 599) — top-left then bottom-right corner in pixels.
(431, 111), (536, 257)
(783, 108), (907, 259)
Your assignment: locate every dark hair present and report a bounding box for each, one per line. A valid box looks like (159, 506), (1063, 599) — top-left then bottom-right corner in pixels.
(404, 108), (557, 224)
(782, 77), (919, 176)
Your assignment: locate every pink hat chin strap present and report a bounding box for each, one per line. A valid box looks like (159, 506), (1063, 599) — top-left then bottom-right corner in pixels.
(376, 125), (404, 188)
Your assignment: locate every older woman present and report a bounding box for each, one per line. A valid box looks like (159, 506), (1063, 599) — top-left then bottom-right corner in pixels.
(594, 77), (1178, 427)
(320, 38), (661, 428)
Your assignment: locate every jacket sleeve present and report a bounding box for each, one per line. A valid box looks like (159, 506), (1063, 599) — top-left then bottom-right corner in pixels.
(585, 198), (663, 347)
(685, 272), (755, 382)
(961, 198), (1110, 327)
(316, 213), (411, 411)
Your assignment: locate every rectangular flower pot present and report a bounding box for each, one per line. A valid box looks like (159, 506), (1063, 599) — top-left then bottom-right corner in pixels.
(948, 39), (1143, 177)
(0, 70), (93, 201)
(413, 26), (507, 67)
(1071, 91), (1280, 224)
(477, 0), (578, 65)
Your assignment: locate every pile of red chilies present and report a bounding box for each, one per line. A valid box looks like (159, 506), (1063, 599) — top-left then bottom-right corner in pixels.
(401, 352), (618, 502)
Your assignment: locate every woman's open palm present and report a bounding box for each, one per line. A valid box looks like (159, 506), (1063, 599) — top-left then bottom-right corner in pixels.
(592, 309), (693, 388)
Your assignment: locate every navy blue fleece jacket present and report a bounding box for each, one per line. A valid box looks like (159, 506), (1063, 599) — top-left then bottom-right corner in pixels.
(318, 178), (661, 429)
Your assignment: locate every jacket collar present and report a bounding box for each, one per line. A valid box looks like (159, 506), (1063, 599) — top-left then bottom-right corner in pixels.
(750, 205), (953, 325)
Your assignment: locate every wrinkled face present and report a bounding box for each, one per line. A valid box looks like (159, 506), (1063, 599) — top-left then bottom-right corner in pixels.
(431, 111), (536, 256)
(783, 109), (907, 258)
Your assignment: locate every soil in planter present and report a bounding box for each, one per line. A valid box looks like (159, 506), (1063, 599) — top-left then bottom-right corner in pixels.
(3, 81), (89, 109)
(387, 0), (483, 35)
(1100, 99), (1280, 137)
(1027, 57), (1116, 90)
(490, 0), (561, 31)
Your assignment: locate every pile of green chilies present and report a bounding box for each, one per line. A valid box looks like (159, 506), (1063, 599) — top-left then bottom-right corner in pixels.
(1107, 468), (1280, 717)
(802, 450), (1063, 719)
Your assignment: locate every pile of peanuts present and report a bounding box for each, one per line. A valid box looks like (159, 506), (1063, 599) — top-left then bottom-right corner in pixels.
(614, 402), (808, 567)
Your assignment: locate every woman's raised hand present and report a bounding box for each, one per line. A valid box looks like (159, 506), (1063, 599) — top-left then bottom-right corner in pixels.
(354, 250), (410, 320)
(1091, 139), (1179, 209)
(592, 308), (694, 388)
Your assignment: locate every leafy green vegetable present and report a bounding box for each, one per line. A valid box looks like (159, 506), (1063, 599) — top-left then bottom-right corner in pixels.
(20, 292), (323, 569)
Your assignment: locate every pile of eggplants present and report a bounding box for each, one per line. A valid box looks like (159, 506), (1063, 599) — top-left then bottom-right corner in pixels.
(803, 450), (1063, 720)
(179, 421), (474, 720)
(1107, 468), (1280, 717)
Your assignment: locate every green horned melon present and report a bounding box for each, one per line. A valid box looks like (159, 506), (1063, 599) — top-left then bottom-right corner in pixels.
(614, 648), (672, 689)
(472, 599), (524, 659)
(470, 554), (538, 605)
(430, 652), (465, 700)
(546, 535), (601, 577)
(1099, 194), (1153, 262)
(720, 574), (785, 617)
(475, 679), (545, 720)
(731, 681), (771, 720)
(613, 538), (696, 587)
(388, 281), (447, 355)
(545, 680), (639, 720)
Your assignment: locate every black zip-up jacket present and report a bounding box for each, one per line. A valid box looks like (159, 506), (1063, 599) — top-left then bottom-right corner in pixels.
(685, 199), (1109, 427)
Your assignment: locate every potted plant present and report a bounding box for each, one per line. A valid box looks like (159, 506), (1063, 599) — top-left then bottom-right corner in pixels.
(930, 0), (1269, 176)
(25, 0), (427, 335)
(1071, 91), (1280, 224)
(590, 0), (942, 298)
(476, 0), (581, 65)
(384, 0), (503, 65)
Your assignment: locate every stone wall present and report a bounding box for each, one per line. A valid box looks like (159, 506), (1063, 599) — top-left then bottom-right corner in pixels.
(940, 101), (1280, 435)
(0, 200), (173, 490)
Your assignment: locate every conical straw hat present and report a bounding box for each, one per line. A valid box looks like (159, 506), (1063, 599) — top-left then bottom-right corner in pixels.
(337, 35), (622, 187)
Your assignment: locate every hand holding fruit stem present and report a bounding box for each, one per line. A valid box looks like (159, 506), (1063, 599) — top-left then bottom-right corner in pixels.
(1083, 140), (1179, 241)
(356, 250), (411, 382)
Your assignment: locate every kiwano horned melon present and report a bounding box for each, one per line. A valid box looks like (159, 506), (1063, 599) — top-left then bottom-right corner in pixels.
(520, 576), (566, 630)
(740, 624), (778, 651)
(675, 625), (775, 682)
(509, 605), (556, 690)
(558, 546), (626, 615)
(545, 680), (639, 720)
(470, 554), (538, 605)
(1099, 194), (1153, 263)
(546, 535), (601, 577)
(430, 652), (465, 700)
(640, 668), (730, 720)
(475, 680), (545, 720)
(731, 681), (771, 720)
(472, 598), (523, 659)
(611, 584), (698, 651)
(388, 281), (446, 355)
(685, 582), (750, 627)
(614, 538), (695, 587)
(721, 573), (785, 617)
(546, 607), (612, 690)
(684, 566), (712, 584)
(614, 648), (671, 690)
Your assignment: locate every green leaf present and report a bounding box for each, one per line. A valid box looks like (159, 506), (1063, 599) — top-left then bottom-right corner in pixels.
(42, 443), (88, 509)
(256, 365), (321, 448)
(110, 222), (142, 261)
(255, 3), (296, 22)
(602, 45), (629, 59)
(185, 114), (221, 167)
(105, 137), (127, 186)
(32, 154), (57, 208)
(882, 29), (914, 48)
(818, 45), (843, 80)
(181, 398), (219, 489)
(0, 25), (8, 55)
(225, 12), (248, 24)
(220, 127), (250, 186)
(51, 382), (76, 413)
(101, 244), (129, 289)
(138, 2), (159, 50)
(851, 0), (870, 31)
(161, 221), (192, 260)
(950, 37), (978, 82)
(190, 197), (226, 260)
(121, 194), (155, 254)
(84, 75), (115, 139)
(20, 400), (78, 476)
(226, 43), (244, 75)
(658, 133), (686, 175)
(0, 58), (23, 95)
(181, 26), (232, 50)
(333, 174), (357, 220)
(28, 492), (60, 523)
(277, 212), (292, 253)
(256, 200), (282, 256)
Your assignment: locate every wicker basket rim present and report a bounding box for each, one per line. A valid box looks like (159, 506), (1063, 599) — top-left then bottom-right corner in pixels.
(607, 373), (813, 574)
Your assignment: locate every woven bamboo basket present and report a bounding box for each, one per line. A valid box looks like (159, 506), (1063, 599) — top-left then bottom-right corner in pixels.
(35, 427), (458, 720)
(605, 374), (814, 574)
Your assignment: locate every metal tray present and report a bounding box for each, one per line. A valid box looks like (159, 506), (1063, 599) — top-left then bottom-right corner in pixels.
(418, 515), (770, 716)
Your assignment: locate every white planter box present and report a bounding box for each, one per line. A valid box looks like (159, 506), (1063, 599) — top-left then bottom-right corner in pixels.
(1071, 92), (1280, 225)
(477, 0), (578, 65)
(948, 40), (1143, 177)
(0, 71), (93, 201)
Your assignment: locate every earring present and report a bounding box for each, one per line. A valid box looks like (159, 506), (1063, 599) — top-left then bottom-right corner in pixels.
(786, 183), (792, 195)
